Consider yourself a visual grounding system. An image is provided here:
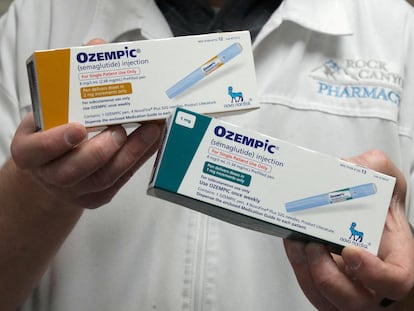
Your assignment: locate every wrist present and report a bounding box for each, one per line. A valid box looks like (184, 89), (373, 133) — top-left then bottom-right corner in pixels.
(0, 158), (83, 309)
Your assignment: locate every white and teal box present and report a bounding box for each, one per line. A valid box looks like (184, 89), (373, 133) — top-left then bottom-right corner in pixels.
(148, 108), (396, 254)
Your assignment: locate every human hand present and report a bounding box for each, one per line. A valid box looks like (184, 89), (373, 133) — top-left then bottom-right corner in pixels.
(10, 112), (162, 210)
(283, 150), (414, 310)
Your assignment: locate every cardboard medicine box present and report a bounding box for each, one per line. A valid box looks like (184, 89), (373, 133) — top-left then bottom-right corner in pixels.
(148, 108), (396, 254)
(26, 31), (258, 130)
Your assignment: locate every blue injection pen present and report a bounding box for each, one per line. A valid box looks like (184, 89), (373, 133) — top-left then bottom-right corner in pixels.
(285, 183), (377, 213)
(166, 42), (243, 99)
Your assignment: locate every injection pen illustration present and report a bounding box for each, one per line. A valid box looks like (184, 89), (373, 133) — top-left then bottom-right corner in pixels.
(285, 183), (377, 213)
(165, 42), (243, 99)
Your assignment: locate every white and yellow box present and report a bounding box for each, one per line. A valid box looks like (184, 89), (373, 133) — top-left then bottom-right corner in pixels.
(148, 108), (396, 255)
(27, 31), (258, 130)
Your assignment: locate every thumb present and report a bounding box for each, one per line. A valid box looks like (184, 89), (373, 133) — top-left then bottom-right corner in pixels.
(342, 246), (412, 300)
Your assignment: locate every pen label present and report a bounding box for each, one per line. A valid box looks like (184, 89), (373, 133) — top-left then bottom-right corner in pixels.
(201, 57), (223, 75)
(329, 190), (351, 203)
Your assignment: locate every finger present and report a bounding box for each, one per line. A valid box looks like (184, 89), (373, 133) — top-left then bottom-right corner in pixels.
(343, 242), (414, 300)
(70, 124), (162, 209)
(37, 126), (127, 187)
(85, 38), (106, 45)
(379, 193), (414, 261)
(343, 150), (414, 301)
(283, 239), (338, 310)
(113, 123), (162, 177)
(343, 149), (406, 203)
(305, 243), (377, 310)
(75, 123), (162, 195)
(68, 169), (134, 209)
(11, 113), (87, 169)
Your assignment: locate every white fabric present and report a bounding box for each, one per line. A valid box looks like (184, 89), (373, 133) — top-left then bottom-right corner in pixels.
(0, 0), (413, 310)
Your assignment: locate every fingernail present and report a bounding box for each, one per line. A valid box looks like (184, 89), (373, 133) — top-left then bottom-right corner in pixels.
(111, 128), (126, 147)
(64, 127), (86, 146)
(343, 247), (362, 270)
(347, 257), (362, 270)
(139, 124), (161, 144)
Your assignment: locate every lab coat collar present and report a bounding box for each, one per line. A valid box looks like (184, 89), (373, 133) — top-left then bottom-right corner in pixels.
(84, 0), (173, 43)
(85, 0), (353, 44)
(254, 0), (353, 47)
(280, 0), (353, 35)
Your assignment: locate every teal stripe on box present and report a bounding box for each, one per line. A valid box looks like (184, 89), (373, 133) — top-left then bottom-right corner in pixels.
(155, 108), (211, 192)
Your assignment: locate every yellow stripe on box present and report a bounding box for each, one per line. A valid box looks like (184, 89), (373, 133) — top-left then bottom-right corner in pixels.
(35, 49), (71, 130)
